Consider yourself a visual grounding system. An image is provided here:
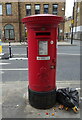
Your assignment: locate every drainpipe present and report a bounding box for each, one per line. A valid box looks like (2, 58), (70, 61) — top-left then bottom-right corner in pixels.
(18, 2), (21, 43)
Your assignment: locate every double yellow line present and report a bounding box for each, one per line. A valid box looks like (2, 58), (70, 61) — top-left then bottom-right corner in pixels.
(0, 39), (2, 54)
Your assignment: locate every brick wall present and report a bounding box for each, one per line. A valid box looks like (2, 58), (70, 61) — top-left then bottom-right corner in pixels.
(0, 1), (65, 42)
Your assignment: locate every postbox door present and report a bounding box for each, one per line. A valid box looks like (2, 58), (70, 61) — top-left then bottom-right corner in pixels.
(36, 37), (56, 91)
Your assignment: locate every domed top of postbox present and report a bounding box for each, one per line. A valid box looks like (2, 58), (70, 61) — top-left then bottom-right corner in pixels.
(22, 14), (63, 27)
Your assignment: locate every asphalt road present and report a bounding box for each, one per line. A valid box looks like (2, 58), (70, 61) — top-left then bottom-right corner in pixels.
(2, 45), (27, 55)
(0, 44), (80, 82)
(2, 40), (81, 55)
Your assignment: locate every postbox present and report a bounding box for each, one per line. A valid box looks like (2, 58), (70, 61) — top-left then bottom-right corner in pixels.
(22, 14), (63, 109)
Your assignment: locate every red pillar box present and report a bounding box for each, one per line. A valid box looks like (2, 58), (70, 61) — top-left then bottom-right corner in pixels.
(22, 14), (63, 109)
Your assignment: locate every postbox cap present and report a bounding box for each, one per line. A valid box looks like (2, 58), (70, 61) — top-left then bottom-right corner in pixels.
(22, 14), (64, 27)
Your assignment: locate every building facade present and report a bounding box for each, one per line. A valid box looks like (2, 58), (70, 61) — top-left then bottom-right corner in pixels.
(64, 16), (72, 39)
(0, 1), (65, 42)
(73, 1), (82, 40)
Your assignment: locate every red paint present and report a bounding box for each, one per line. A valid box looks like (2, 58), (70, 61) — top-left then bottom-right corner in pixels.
(22, 14), (63, 92)
(46, 112), (49, 115)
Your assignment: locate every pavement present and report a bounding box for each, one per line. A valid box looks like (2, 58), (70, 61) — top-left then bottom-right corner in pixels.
(1, 81), (81, 119)
(1, 41), (78, 46)
(2, 42), (27, 46)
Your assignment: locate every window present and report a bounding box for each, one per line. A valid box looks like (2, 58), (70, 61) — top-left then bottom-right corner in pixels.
(6, 3), (12, 15)
(4, 24), (15, 40)
(35, 4), (40, 14)
(26, 4), (31, 16)
(77, 7), (80, 13)
(77, 17), (79, 22)
(52, 4), (58, 15)
(0, 4), (2, 15)
(44, 4), (49, 14)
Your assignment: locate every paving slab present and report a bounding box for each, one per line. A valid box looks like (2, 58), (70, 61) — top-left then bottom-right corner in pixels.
(1, 81), (81, 118)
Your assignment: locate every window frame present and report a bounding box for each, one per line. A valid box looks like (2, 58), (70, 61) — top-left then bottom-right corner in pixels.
(52, 4), (58, 15)
(43, 4), (49, 14)
(26, 4), (31, 16)
(0, 4), (2, 15)
(4, 24), (15, 40)
(35, 4), (40, 14)
(6, 3), (12, 16)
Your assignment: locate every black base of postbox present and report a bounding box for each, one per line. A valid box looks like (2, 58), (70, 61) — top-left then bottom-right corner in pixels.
(28, 87), (56, 109)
